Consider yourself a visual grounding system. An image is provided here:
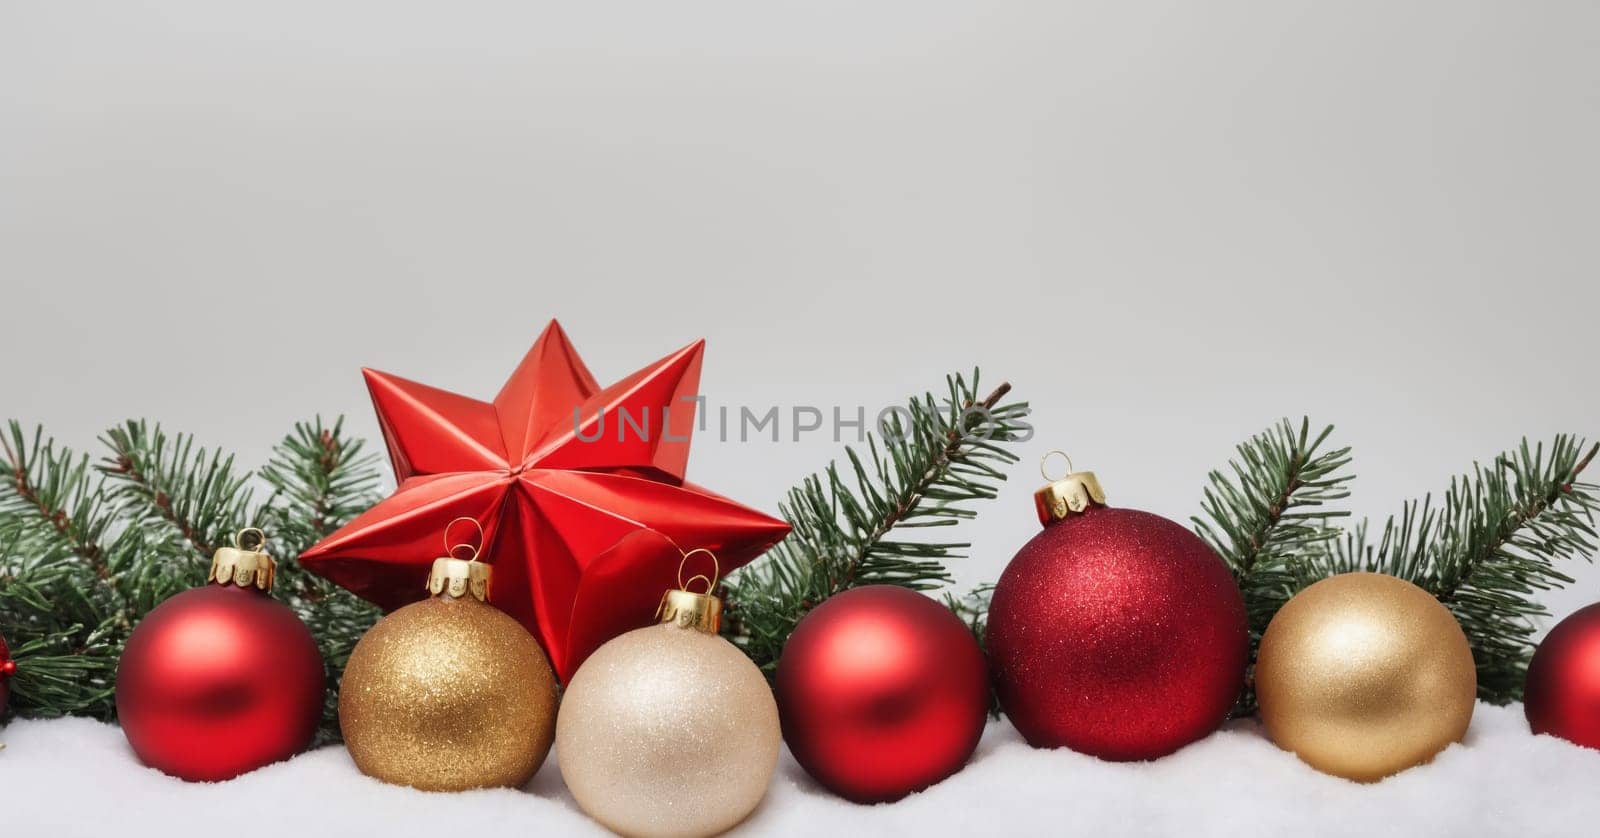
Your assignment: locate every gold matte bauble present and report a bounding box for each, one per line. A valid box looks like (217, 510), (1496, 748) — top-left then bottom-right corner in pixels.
(556, 622), (780, 838)
(339, 594), (559, 791)
(1255, 572), (1476, 782)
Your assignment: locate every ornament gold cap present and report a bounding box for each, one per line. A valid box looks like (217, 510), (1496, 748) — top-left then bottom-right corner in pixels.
(656, 548), (723, 634)
(208, 527), (277, 592)
(1033, 450), (1107, 525)
(427, 517), (492, 602)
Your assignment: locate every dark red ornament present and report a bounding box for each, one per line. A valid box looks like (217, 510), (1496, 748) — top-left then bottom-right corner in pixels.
(1, 630), (15, 717)
(987, 461), (1247, 761)
(775, 585), (989, 803)
(301, 320), (789, 682)
(1525, 602), (1600, 750)
(116, 532), (325, 782)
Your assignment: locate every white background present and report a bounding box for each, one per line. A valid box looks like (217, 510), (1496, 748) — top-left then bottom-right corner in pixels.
(3, 2), (1597, 624)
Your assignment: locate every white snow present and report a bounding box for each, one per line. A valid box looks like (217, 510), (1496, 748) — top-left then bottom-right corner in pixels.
(2, 702), (1597, 837)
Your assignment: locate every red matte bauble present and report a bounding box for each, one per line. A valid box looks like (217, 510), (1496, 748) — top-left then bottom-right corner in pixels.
(774, 585), (989, 803)
(116, 585), (325, 781)
(1525, 602), (1600, 750)
(988, 506), (1247, 760)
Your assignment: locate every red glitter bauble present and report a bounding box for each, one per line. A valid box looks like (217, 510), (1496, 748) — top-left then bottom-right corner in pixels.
(116, 585), (325, 781)
(1526, 602), (1600, 750)
(988, 503), (1247, 760)
(775, 586), (990, 803)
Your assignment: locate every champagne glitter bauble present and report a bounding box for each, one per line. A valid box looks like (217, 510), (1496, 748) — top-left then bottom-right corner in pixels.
(339, 545), (558, 792)
(987, 460), (1248, 760)
(1255, 572), (1476, 782)
(775, 585), (989, 803)
(557, 557), (779, 838)
(1525, 602), (1600, 750)
(116, 530), (325, 782)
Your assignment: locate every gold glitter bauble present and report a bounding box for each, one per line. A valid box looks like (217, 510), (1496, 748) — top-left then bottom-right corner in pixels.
(339, 595), (558, 791)
(556, 622), (780, 838)
(1255, 572), (1476, 782)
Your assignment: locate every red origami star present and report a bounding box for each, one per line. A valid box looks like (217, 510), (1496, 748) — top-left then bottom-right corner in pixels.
(301, 320), (790, 681)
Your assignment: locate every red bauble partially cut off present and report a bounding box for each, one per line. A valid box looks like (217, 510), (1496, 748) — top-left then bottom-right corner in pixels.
(988, 506), (1247, 760)
(1, 630), (15, 716)
(775, 585), (990, 803)
(116, 585), (325, 781)
(1525, 602), (1600, 750)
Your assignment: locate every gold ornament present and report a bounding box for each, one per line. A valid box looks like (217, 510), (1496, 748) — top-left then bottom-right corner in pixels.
(557, 550), (780, 838)
(1255, 572), (1476, 782)
(339, 519), (558, 791)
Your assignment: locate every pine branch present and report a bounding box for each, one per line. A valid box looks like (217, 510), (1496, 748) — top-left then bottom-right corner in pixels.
(0, 461), (147, 719)
(259, 418), (383, 558)
(1310, 436), (1600, 703)
(99, 421), (257, 562)
(259, 417), (384, 744)
(1, 423), (114, 571)
(0, 424), (138, 720)
(0, 416), (380, 742)
(1192, 418), (1353, 712)
(1, 520), (194, 721)
(723, 370), (1029, 674)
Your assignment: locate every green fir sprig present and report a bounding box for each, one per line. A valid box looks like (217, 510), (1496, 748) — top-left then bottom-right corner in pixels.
(722, 371), (1030, 674)
(1300, 436), (1599, 703)
(257, 419), (385, 741)
(0, 418), (382, 741)
(1192, 418), (1354, 711)
(1198, 421), (1599, 706)
(100, 421), (260, 560)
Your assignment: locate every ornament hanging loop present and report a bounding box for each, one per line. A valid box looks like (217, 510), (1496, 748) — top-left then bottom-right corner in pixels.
(430, 518), (491, 601)
(235, 527), (267, 552)
(659, 548), (724, 634)
(444, 516), (485, 562)
(1040, 450), (1074, 483)
(677, 547), (721, 595)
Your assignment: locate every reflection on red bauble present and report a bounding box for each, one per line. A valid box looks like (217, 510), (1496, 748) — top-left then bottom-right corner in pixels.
(988, 466), (1247, 761)
(116, 584), (325, 781)
(1526, 602), (1600, 750)
(775, 585), (989, 803)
